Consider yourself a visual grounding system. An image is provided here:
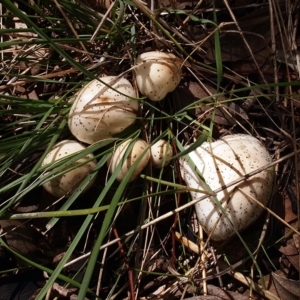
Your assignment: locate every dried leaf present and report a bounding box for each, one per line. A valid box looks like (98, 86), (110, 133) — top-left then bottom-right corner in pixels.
(183, 297), (230, 300)
(206, 284), (250, 300)
(279, 238), (299, 272)
(158, 0), (207, 9)
(276, 50), (300, 72)
(80, 0), (111, 11)
(205, 32), (269, 64)
(183, 293), (249, 300)
(0, 269), (44, 300)
(0, 220), (45, 266)
(272, 272), (300, 300)
(204, 7), (284, 64)
(175, 82), (248, 125)
(13, 12), (35, 39)
(293, 234), (299, 250)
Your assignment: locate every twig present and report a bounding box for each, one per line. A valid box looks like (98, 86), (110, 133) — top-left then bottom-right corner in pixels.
(218, 260), (280, 300)
(90, 1), (115, 42)
(199, 226), (207, 295)
(237, 188), (300, 237)
(175, 232), (280, 300)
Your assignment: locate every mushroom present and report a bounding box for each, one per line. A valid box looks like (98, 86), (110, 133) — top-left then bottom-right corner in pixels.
(179, 134), (275, 241)
(68, 76), (139, 144)
(42, 140), (97, 198)
(107, 138), (150, 182)
(135, 51), (182, 101)
(150, 139), (173, 168)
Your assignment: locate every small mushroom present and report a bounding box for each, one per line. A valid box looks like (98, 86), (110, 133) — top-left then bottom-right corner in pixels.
(68, 76), (139, 144)
(179, 134), (275, 241)
(42, 140), (97, 198)
(135, 51), (182, 101)
(150, 139), (173, 168)
(107, 139), (150, 182)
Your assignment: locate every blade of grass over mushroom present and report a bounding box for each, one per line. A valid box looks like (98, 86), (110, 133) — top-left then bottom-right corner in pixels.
(1, 110), (65, 177)
(39, 142), (107, 176)
(77, 137), (153, 298)
(34, 137), (141, 300)
(177, 137), (269, 278)
(0, 87), (116, 200)
(172, 130), (210, 160)
(44, 152), (111, 231)
(41, 140), (97, 198)
(5, 144), (294, 224)
(0, 106), (67, 214)
(0, 128), (69, 189)
(3, 138), (122, 226)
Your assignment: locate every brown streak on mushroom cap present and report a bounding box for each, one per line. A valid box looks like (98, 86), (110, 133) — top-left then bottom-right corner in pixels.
(68, 76), (139, 144)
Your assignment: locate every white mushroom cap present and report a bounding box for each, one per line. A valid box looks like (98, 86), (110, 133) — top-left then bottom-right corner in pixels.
(107, 138), (150, 182)
(179, 134), (275, 241)
(68, 76), (139, 144)
(135, 51), (182, 101)
(42, 140), (97, 198)
(150, 139), (173, 168)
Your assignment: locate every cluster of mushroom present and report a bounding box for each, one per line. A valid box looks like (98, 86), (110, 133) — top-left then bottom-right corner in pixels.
(42, 51), (180, 197)
(41, 51), (276, 242)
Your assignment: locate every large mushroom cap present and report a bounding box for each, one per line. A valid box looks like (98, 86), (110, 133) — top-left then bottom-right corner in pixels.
(135, 51), (182, 101)
(180, 134), (275, 241)
(42, 140), (97, 198)
(68, 76), (139, 144)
